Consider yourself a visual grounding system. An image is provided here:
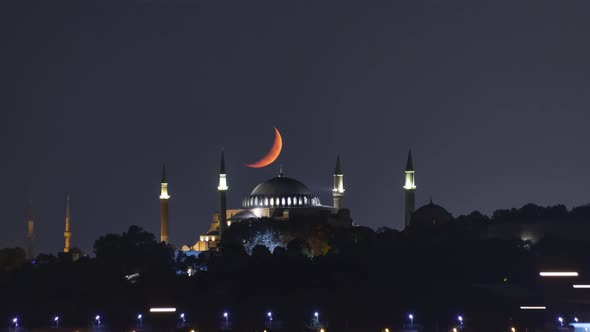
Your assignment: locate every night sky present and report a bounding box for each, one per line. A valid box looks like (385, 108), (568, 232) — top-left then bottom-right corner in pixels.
(2, 0), (590, 254)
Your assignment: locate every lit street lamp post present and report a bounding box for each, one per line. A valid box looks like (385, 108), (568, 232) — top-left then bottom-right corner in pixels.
(408, 314), (414, 328)
(558, 317), (563, 327)
(267, 312), (273, 327)
(223, 312), (229, 326)
(314, 311), (319, 324)
(95, 315), (101, 327)
(137, 314), (143, 327)
(54, 316), (59, 328)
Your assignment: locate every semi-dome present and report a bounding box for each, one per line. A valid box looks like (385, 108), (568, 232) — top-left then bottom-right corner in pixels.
(243, 174), (321, 208)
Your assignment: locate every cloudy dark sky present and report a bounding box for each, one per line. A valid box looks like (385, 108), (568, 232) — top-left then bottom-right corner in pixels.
(2, 0), (590, 254)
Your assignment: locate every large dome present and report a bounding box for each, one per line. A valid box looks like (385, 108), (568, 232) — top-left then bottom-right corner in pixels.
(243, 175), (320, 208)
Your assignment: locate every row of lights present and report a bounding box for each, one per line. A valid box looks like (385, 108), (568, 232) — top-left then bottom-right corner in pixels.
(9, 310), (321, 328)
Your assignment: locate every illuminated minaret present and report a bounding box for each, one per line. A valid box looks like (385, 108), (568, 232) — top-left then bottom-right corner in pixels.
(159, 163), (170, 243)
(403, 150), (416, 228)
(64, 194), (71, 253)
(25, 201), (34, 260)
(217, 151), (228, 239)
(332, 155), (345, 209)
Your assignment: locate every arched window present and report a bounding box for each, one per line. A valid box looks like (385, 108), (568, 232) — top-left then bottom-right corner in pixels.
(281, 197), (286, 206)
(270, 197), (274, 206)
(287, 197), (291, 206)
(299, 197), (303, 205)
(254, 197), (259, 206)
(304, 197), (308, 205)
(264, 197), (268, 206)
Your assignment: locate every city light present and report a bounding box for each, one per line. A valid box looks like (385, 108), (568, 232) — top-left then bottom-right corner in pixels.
(575, 317), (579, 322)
(54, 316), (59, 328)
(12, 318), (18, 327)
(520, 306), (547, 310)
(458, 315), (463, 325)
(453, 329), (458, 332)
(511, 328), (516, 332)
(558, 317), (564, 327)
(574, 284), (590, 288)
(95, 315), (101, 326)
(149, 308), (177, 313)
(408, 313), (414, 327)
(539, 272), (579, 277)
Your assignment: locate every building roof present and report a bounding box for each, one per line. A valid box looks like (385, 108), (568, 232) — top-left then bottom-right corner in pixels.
(411, 201), (452, 226)
(250, 175), (314, 196)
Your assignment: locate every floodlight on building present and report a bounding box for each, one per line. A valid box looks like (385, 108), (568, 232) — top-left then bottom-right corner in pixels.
(149, 308), (177, 313)
(539, 272), (578, 277)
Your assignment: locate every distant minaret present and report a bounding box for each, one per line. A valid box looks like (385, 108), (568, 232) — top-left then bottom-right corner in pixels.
(217, 151), (228, 239)
(332, 155), (345, 209)
(403, 150), (416, 228)
(64, 194), (71, 253)
(25, 201), (34, 260)
(160, 163), (171, 244)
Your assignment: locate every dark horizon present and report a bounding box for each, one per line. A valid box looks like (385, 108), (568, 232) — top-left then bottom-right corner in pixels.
(2, 0), (590, 254)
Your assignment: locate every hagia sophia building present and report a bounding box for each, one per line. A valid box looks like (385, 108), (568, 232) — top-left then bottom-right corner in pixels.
(155, 149), (453, 253)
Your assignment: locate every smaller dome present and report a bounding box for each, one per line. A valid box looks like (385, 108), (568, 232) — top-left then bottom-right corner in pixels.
(229, 210), (259, 221)
(411, 201), (452, 227)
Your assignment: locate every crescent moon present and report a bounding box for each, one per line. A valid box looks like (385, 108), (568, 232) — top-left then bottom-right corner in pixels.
(247, 128), (283, 168)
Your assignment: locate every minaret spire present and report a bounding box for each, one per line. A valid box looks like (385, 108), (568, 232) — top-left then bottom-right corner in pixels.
(332, 155), (345, 209)
(160, 163), (170, 243)
(217, 151), (228, 242)
(25, 200), (34, 260)
(403, 150), (416, 228)
(64, 193), (71, 253)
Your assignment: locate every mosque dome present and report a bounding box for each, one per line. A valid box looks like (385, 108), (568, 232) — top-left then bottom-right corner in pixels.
(243, 173), (321, 208)
(411, 200), (452, 227)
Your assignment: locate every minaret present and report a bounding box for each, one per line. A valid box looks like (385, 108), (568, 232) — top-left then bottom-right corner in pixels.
(403, 150), (416, 228)
(217, 151), (228, 239)
(25, 201), (34, 260)
(64, 194), (71, 253)
(159, 163), (170, 244)
(332, 155), (345, 209)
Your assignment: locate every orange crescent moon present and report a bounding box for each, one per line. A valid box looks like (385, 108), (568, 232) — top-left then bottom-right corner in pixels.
(247, 128), (283, 168)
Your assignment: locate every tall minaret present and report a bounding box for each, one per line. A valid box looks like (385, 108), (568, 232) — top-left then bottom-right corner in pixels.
(25, 201), (34, 260)
(159, 163), (170, 244)
(64, 194), (71, 253)
(403, 150), (416, 228)
(217, 151), (228, 239)
(332, 155), (345, 209)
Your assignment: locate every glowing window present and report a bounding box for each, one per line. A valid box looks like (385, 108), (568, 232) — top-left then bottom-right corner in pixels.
(281, 197), (286, 206)
(270, 198), (274, 206)
(287, 197), (291, 206)
(304, 197), (308, 205)
(264, 197), (269, 206)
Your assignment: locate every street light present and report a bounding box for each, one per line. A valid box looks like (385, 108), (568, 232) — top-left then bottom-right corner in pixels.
(95, 315), (101, 327)
(575, 317), (579, 323)
(458, 315), (463, 326)
(54, 316), (59, 328)
(511, 328), (516, 332)
(267, 311), (273, 327)
(12, 318), (18, 328)
(223, 312), (229, 325)
(137, 314), (143, 326)
(558, 317), (563, 327)
(314, 311), (319, 323)
(180, 313), (186, 325)
(408, 314), (414, 327)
